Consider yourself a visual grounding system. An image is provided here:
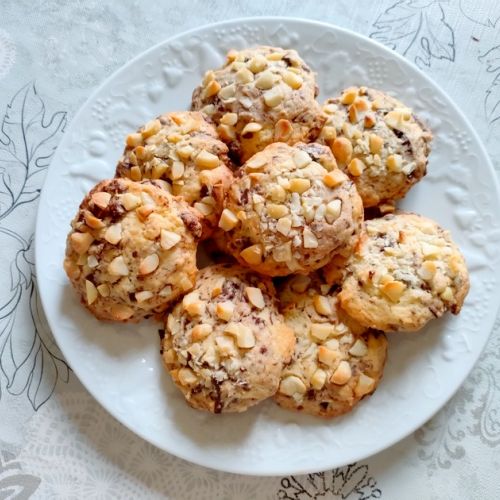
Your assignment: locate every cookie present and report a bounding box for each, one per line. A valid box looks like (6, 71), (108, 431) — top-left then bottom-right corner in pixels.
(162, 264), (295, 413)
(339, 213), (469, 332)
(220, 142), (363, 276)
(191, 45), (326, 163)
(275, 274), (388, 418)
(318, 87), (432, 208)
(63, 178), (202, 322)
(115, 111), (233, 239)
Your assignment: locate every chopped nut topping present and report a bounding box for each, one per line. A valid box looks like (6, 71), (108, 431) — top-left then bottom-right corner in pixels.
(303, 227), (318, 249)
(85, 280), (98, 305)
(91, 192), (112, 210)
(194, 201), (213, 216)
(218, 83), (236, 100)
(330, 360), (352, 385)
(369, 134), (384, 155)
(204, 80), (221, 98)
(380, 280), (406, 302)
(354, 373), (375, 396)
(136, 205), (155, 221)
(138, 253), (160, 275)
(170, 161), (184, 180)
(255, 70), (274, 90)
(160, 229), (181, 250)
(87, 255), (98, 268)
(325, 199), (342, 223)
(110, 304), (134, 321)
(182, 292), (205, 316)
(195, 150), (220, 170)
(141, 119), (161, 139)
(289, 178), (311, 194)
(70, 232), (94, 255)
(245, 287), (265, 309)
(191, 323), (212, 341)
(241, 122), (262, 135)
(321, 126), (337, 144)
(323, 169), (348, 188)
(216, 301), (234, 322)
(224, 323), (255, 348)
(318, 345), (340, 366)
(273, 241), (292, 262)
(240, 244), (263, 265)
(176, 144), (194, 160)
(104, 223), (122, 245)
(347, 158), (365, 177)
(269, 184), (287, 202)
(279, 375), (307, 396)
(178, 367), (198, 386)
(121, 193), (142, 211)
(221, 112), (238, 126)
(311, 369), (327, 390)
(84, 211), (104, 229)
(274, 119), (293, 142)
(211, 278), (225, 298)
(126, 133), (143, 148)
(340, 87), (359, 105)
(108, 255), (129, 276)
(283, 71), (303, 89)
(386, 154), (403, 173)
(217, 123), (236, 142)
(266, 204), (288, 219)
(218, 208), (238, 232)
(332, 137), (353, 164)
(97, 284), (110, 297)
(364, 113), (376, 128)
(349, 339), (368, 357)
(263, 87), (284, 107)
(293, 150), (312, 169)
(135, 290), (153, 303)
(129, 165), (142, 181)
(310, 323), (335, 341)
(418, 260), (437, 280)
(248, 55), (268, 73)
(441, 286), (454, 301)
(236, 67), (254, 84)
(313, 295), (333, 316)
(163, 348), (176, 364)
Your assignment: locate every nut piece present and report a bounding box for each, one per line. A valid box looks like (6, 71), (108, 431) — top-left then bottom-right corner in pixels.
(326, 199), (342, 223)
(108, 255), (129, 276)
(310, 369), (327, 390)
(349, 339), (368, 357)
(236, 67), (254, 84)
(224, 323), (256, 348)
(267, 204), (289, 219)
(221, 112), (238, 126)
(141, 119), (161, 139)
(182, 292), (205, 316)
(216, 301), (234, 322)
(347, 158), (365, 177)
(245, 287), (265, 309)
(380, 280), (406, 302)
(240, 245), (263, 265)
(178, 367), (198, 386)
(418, 260), (437, 280)
(85, 280), (98, 305)
(129, 166), (142, 181)
(91, 192), (112, 209)
(110, 304), (134, 321)
(204, 80), (221, 98)
(195, 150), (220, 170)
(274, 119), (293, 142)
(318, 346), (340, 367)
(293, 150), (312, 169)
(303, 227), (318, 249)
(330, 360), (352, 385)
(386, 154), (403, 173)
(97, 284), (110, 297)
(126, 133), (143, 148)
(340, 87), (359, 105)
(283, 71), (303, 89)
(310, 323), (335, 341)
(241, 122), (263, 135)
(139, 253), (160, 275)
(191, 323), (212, 341)
(70, 232), (94, 255)
(218, 209), (239, 232)
(160, 230), (181, 250)
(121, 193), (142, 211)
(313, 295), (333, 316)
(279, 375), (307, 396)
(323, 169), (348, 188)
(354, 373), (376, 397)
(248, 55), (268, 73)
(289, 178), (311, 194)
(332, 137), (353, 164)
(104, 223), (122, 245)
(369, 134), (384, 155)
(264, 87), (284, 107)
(254, 70), (274, 90)
(135, 290), (154, 303)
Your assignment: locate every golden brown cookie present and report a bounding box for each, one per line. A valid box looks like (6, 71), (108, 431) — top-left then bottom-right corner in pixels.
(191, 46), (326, 163)
(339, 213), (469, 332)
(275, 274), (388, 418)
(63, 178), (201, 322)
(318, 87), (432, 208)
(115, 111), (233, 239)
(162, 264), (295, 413)
(220, 142), (363, 276)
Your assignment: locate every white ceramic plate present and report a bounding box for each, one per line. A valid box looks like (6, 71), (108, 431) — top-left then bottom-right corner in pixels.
(35, 17), (500, 476)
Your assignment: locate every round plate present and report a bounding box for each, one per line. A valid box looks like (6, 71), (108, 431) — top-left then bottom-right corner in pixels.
(35, 17), (500, 476)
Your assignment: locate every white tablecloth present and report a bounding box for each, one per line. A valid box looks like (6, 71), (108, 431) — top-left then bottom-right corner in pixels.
(1, 1), (499, 498)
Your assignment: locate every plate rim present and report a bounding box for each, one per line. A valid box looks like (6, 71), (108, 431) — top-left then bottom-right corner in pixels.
(35, 15), (500, 476)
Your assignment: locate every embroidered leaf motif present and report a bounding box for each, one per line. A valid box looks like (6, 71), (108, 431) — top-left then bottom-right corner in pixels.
(479, 45), (500, 124)
(0, 82), (66, 220)
(370, 0), (455, 68)
(0, 229), (69, 410)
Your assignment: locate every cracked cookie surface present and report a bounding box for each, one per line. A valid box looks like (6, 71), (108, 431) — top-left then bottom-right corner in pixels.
(191, 45), (326, 163)
(339, 213), (469, 332)
(162, 264), (295, 413)
(63, 178), (201, 322)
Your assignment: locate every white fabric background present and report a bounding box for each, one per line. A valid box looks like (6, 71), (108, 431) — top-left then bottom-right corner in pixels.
(0, 1), (499, 498)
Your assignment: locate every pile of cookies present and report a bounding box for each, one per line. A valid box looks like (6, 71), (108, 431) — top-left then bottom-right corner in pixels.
(64, 46), (469, 418)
